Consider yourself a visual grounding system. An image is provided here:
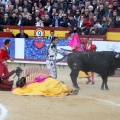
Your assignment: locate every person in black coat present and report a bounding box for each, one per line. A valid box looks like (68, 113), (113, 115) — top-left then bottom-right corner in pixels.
(15, 14), (26, 26)
(15, 28), (29, 38)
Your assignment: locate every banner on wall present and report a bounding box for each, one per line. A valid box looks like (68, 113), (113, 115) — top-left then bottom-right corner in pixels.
(0, 38), (120, 64)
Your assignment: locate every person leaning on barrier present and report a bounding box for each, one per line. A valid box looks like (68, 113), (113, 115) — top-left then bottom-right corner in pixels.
(47, 30), (55, 39)
(15, 28), (29, 38)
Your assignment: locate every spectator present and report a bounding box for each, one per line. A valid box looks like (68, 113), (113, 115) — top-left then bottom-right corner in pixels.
(114, 15), (120, 28)
(83, 12), (94, 29)
(50, 12), (62, 27)
(112, 0), (118, 11)
(15, 13), (26, 26)
(105, 5), (113, 19)
(51, 0), (60, 12)
(112, 10), (118, 20)
(60, 13), (68, 27)
(80, 24), (89, 35)
(58, 9), (64, 18)
(35, 19), (44, 27)
(84, 8), (89, 18)
(77, 15), (85, 28)
(44, 14), (52, 26)
(14, 0), (21, 9)
(15, 28), (29, 38)
(27, 15), (35, 26)
(22, 0), (32, 13)
(22, 8), (30, 19)
(74, 9), (80, 21)
(3, 13), (10, 25)
(6, 28), (14, 37)
(58, 0), (67, 12)
(90, 24), (101, 35)
(10, 13), (17, 25)
(44, 1), (51, 13)
(117, 5), (120, 15)
(101, 16), (108, 27)
(98, 4), (106, 22)
(94, 9), (101, 21)
(47, 30), (55, 39)
(67, 14), (78, 27)
(108, 17), (115, 28)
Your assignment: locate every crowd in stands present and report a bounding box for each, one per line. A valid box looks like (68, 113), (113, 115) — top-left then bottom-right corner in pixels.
(0, 0), (120, 35)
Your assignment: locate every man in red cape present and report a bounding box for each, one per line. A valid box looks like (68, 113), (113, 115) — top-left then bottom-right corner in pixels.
(0, 39), (14, 91)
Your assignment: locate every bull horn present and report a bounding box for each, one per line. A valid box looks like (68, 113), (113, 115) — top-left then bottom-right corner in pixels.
(115, 54), (120, 59)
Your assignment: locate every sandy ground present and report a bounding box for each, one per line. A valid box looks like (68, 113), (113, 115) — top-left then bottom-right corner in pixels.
(0, 63), (120, 120)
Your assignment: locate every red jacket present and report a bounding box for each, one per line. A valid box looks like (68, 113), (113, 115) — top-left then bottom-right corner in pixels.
(84, 43), (97, 52)
(0, 45), (10, 63)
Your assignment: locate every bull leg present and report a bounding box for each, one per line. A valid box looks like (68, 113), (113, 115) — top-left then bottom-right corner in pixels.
(70, 70), (80, 95)
(101, 76), (109, 90)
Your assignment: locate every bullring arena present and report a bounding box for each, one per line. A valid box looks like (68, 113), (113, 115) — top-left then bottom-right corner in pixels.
(0, 63), (120, 120)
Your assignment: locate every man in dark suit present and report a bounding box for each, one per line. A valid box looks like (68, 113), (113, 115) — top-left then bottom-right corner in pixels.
(15, 28), (29, 38)
(15, 14), (26, 26)
(50, 13), (62, 27)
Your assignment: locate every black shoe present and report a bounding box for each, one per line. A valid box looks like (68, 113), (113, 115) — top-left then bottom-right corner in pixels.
(92, 82), (95, 85)
(86, 80), (91, 84)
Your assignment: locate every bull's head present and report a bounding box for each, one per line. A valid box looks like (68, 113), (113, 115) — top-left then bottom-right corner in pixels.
(115, 53), (120, 59)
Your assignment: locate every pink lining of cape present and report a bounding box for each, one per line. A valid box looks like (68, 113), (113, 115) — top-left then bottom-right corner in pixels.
(68, 33), (83, 51)
(11, 75), (48, 91)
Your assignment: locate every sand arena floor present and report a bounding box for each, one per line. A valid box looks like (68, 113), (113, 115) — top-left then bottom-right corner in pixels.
(0, 63), (120, 120)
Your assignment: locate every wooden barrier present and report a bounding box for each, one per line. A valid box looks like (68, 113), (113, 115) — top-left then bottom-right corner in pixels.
(3, 25), (71, 38)
(0, 32), (13, 37)
(2, 25), (120, 41)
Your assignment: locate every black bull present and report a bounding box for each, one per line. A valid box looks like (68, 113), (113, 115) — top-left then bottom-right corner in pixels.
(67, 51), (120, 94)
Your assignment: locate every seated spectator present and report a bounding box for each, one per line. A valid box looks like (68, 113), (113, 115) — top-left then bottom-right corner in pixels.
(107, 17), (115, 28)
(15, 28), (29, 38)
(22, 0), (32, 13)
(101, 16), (108, 27)
(105, 5), (113, 19)
(58, 9), (64, 18)
(74, 9), (80, 21)
(77, 15), (85, 28)
(44, 14), (52, 26)
(98, 4), (106, 22)
(10, 12), (17, 25)
(47, 30), (55, 39)
(27, 15), (35, 26)
(6, 28), (14, 37)
(114, 15), (120, 28)
(44, 1), (51, 13)
(94, 9), (101, 21)
(89, 24), (101, 35)
(117, 5), (120, 16)
(80, 24), (89, 35)
(15, 14), (26, 26)
(22, 8), (30, 19)
(50, 12), (62, 27)
(67, 14), (78, 27)
(3, 13), (10, 25)
(83, 12), (94, 29)
(35, 20), (44, 27)
(39, 7), (45, 16)
(60, 13), (68, 27)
